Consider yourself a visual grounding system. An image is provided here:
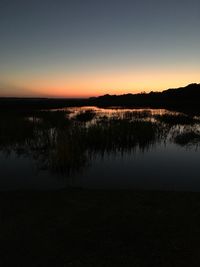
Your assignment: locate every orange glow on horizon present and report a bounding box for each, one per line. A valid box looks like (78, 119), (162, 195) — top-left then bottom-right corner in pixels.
(1, 68), (200, 98)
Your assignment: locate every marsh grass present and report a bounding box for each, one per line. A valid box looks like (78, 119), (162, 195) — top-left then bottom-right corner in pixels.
(74, 109), (96, 122)
(0, 112), (35, 151)
(46, 118), (161, 174)
(1, 108), (199, 176)
(84, 119), (161, 152)
(35, 110), (71, 128)
(155, 114), (198, 125)
(49, 127), (88, 175)
(122, 110), (152, 120)
(174, 131), (200, 146)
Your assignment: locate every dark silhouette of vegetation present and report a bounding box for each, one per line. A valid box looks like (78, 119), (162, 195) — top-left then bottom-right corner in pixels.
(174, 131), (200, 146)
(74, 109), (96, 122)
(0, 109), (164, 176)
(84, 119), (161, 153)
(122, 110), (152, 120)
(89, 83), (200, 112)
(0, 89), (200, 267)
(49, 128), (88, 175)
(1, 83), (200, 112)
(0, 107), (199, 176)
(155, 114), (198, 125)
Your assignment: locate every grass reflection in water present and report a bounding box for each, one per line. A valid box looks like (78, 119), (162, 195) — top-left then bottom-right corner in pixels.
(0, 108), (199, 177)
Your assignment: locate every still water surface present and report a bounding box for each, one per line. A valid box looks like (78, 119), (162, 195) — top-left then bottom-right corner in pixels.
(0, 107), (200, 191)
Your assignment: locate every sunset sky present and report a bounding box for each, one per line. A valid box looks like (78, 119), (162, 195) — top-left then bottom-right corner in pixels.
(0, 0), (200, 98)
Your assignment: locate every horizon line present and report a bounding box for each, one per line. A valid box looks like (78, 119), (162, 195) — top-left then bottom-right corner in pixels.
(0, 82), (199, 99)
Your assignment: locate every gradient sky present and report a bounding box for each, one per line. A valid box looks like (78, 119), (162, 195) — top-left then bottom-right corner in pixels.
(0, 0), (200, 97)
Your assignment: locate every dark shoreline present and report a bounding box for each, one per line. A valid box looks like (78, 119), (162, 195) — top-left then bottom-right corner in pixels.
(1, 83), (200, 115)
(1, 188), (200, 266)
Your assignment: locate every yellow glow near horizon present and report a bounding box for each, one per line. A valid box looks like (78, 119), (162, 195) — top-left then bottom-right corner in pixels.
(1, 0), (200, 99)
(1, 69), (200, 98)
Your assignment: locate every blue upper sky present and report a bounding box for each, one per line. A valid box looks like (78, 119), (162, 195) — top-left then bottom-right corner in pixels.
(0, 0), (200, 97)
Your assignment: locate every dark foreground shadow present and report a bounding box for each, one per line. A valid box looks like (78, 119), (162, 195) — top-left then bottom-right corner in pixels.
(0, 189), (200, 266)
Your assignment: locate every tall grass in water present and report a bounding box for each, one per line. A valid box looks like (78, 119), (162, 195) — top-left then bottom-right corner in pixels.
(84, 119), (161, 152)
(0, 110), (70, 155)
(0, 109), (182, 176)
(0, 112), (36, 153)
(35, 110), (71, 128)
(174, 131), (200, 146)
(74, 109), (96, 122)
(47, 118), (161, 174)
(155, 114), (198, 125)
(122, 110), (152, 120)
(49, 127), (87, 175)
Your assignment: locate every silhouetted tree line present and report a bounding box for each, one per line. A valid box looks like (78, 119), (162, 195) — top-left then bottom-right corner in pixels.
(88, 84), (200, 110)
(0, 83), (200, 111)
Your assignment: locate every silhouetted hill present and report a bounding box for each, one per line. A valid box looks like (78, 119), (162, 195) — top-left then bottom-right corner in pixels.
(88, 83), (200, 110)
(163, 83), (200, 95)
(0, 83), (200, 111)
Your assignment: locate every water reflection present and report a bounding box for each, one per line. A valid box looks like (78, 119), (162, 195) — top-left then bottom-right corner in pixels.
(0, 107), (200, 191)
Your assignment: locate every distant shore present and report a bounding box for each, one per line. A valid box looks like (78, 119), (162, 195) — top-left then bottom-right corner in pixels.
(1, 83), (200, 113)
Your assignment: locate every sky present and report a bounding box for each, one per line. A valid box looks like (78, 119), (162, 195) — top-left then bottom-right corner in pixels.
(0, 0), (200, 98)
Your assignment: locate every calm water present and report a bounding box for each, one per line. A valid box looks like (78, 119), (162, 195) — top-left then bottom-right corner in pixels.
(0, 107), (200, 191)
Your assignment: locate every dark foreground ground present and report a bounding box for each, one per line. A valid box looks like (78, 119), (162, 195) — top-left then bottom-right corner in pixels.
(1, 189), (200, 266)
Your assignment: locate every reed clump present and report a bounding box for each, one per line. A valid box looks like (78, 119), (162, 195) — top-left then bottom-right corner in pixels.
(74, 110), (96, 122)
(155, 114), (197, 125)
(174, 131), (200, 145)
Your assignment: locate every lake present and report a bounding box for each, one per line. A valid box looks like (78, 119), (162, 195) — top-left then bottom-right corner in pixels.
(0, 107), (200, 191)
